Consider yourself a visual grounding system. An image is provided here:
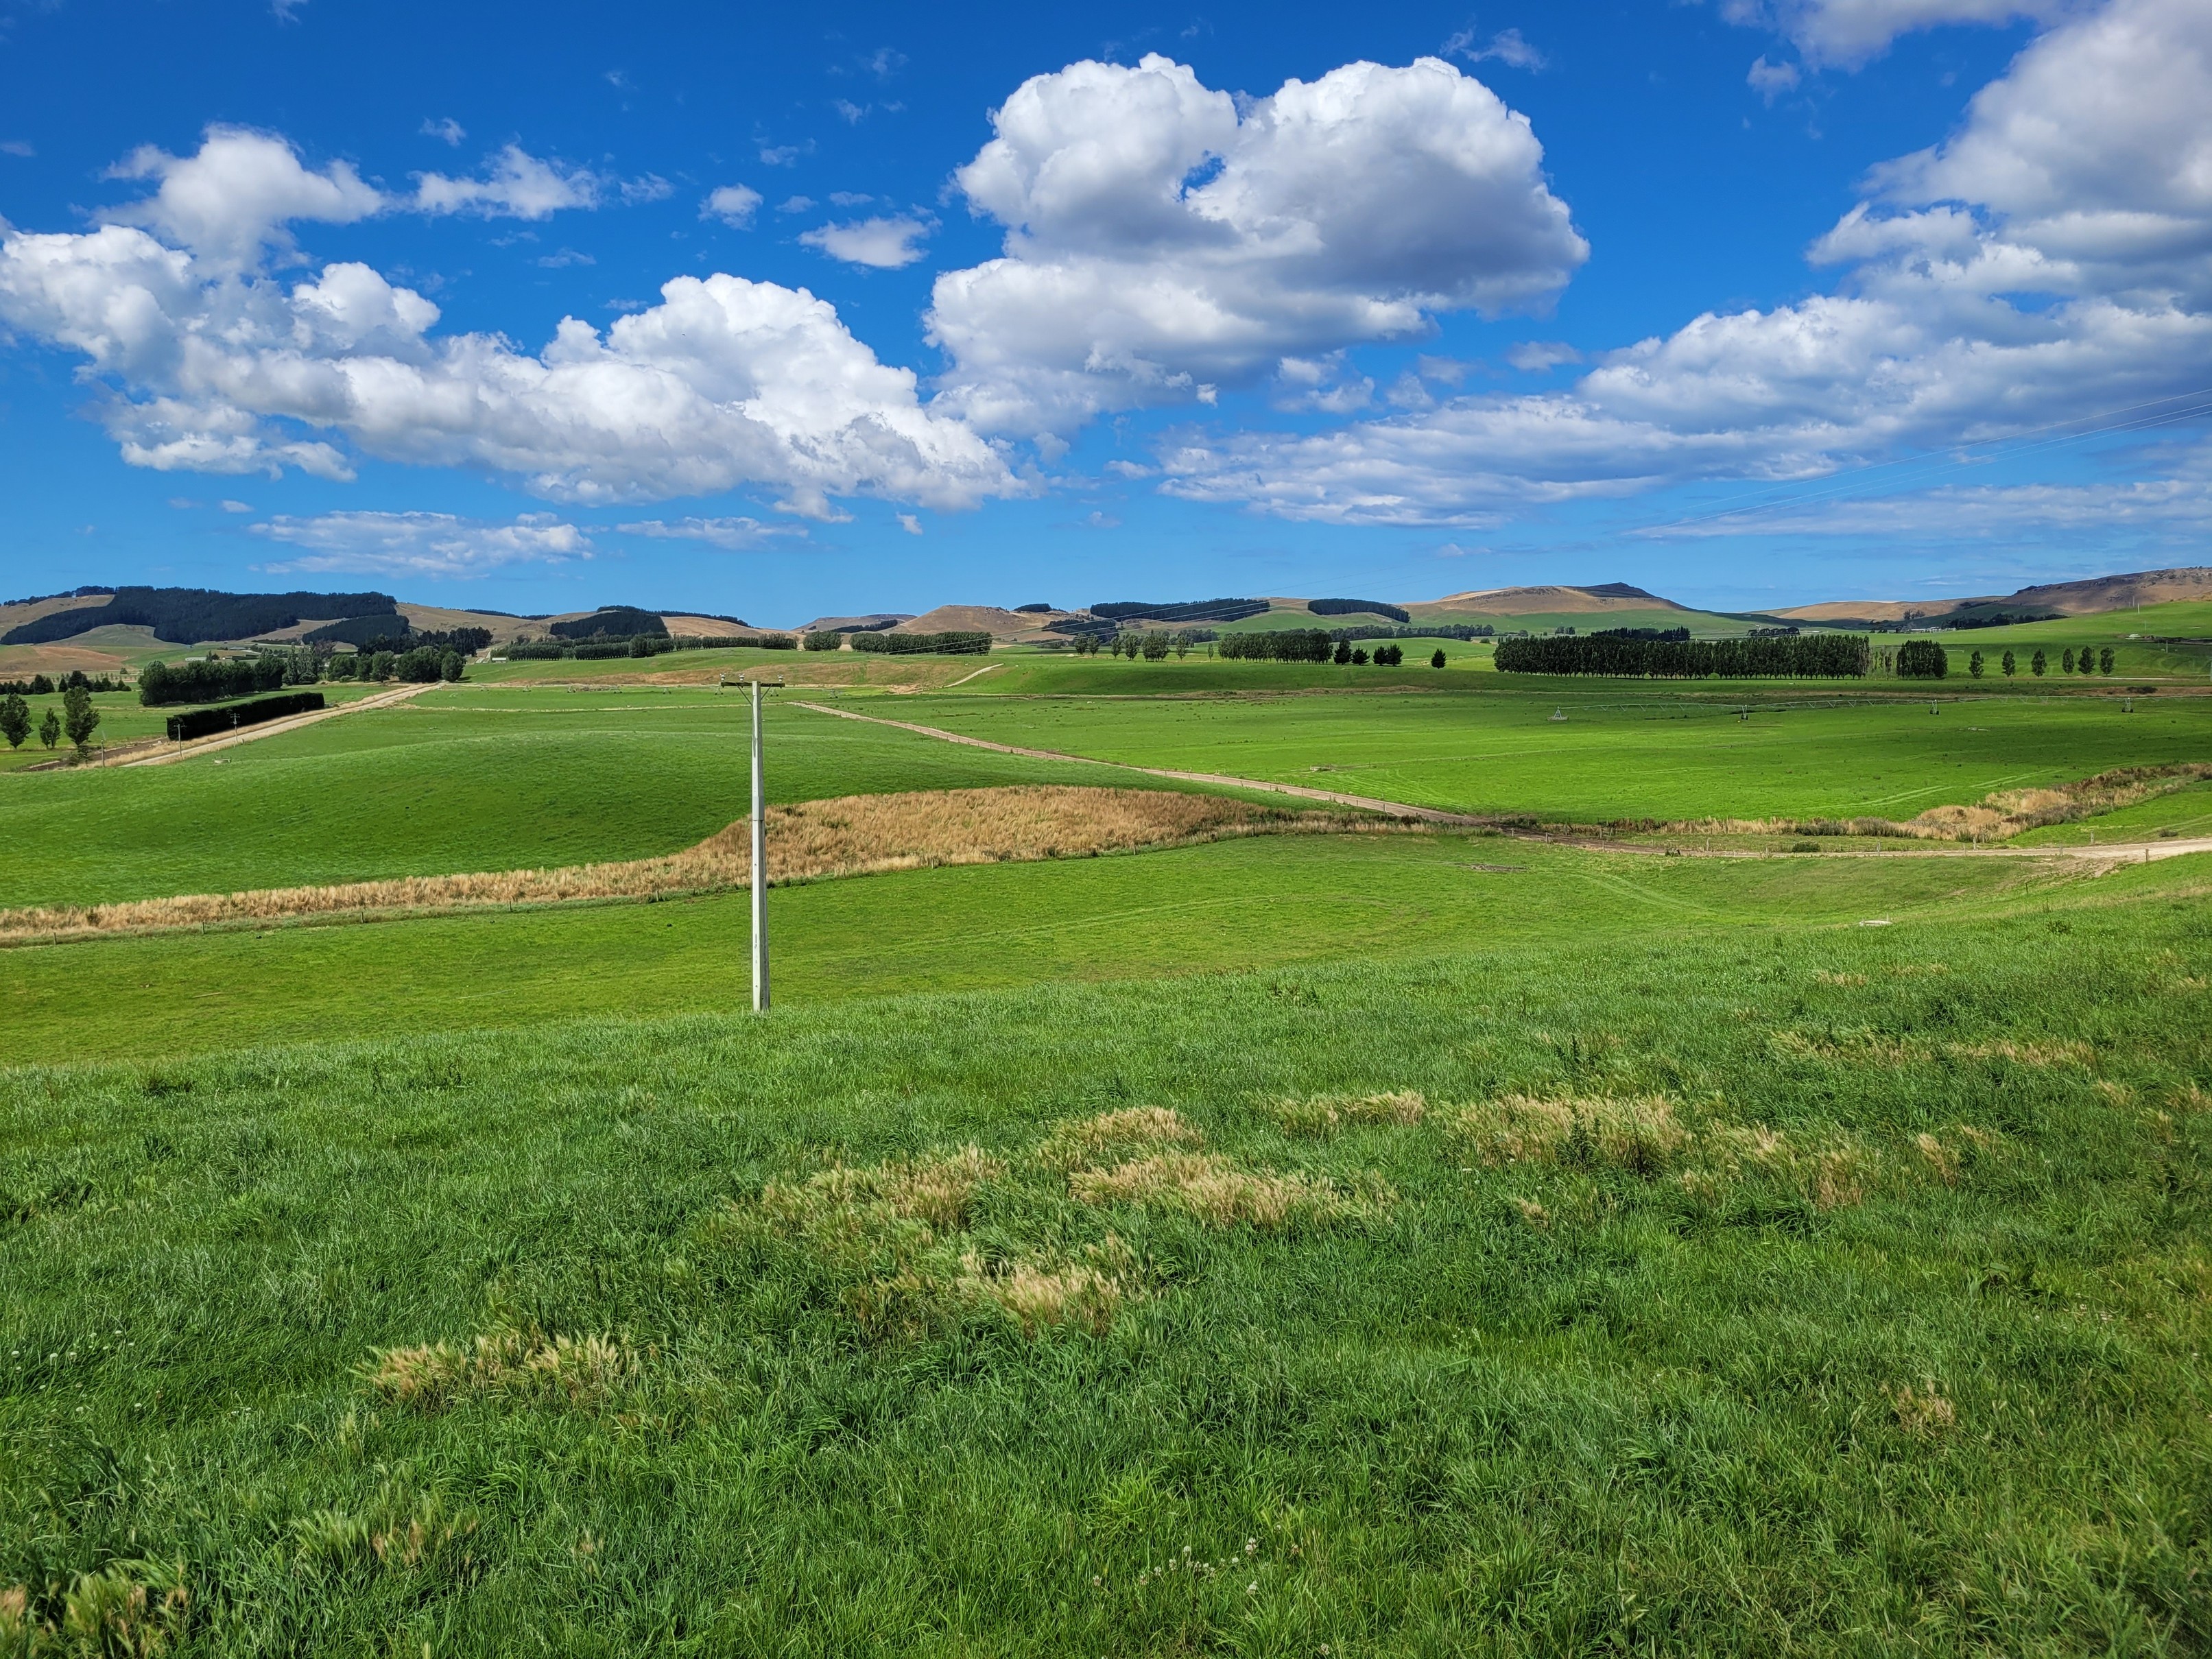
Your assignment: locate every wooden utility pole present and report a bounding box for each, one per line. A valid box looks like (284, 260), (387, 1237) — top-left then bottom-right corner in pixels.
(750, 678), (770, 1012)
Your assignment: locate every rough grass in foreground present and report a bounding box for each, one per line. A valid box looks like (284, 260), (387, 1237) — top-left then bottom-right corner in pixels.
(2, 900), (2209, 1653)
(0, 785), (1370, 941)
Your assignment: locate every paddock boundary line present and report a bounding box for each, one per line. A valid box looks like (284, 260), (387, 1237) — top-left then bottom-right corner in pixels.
(794, 700), (2212, 864)
(117, 680), (436, 767)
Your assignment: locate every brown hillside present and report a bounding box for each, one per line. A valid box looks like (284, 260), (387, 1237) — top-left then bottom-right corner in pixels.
(1773, 566), (2212, 623)
(796, 612), (913, 634)
(0, 593), (112, 638)
(661, 614), (757, 638)
(1409, 584), (1689, 617)
(894, 604), (1082, 639)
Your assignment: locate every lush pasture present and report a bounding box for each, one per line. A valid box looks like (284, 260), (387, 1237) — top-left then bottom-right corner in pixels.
(887, 683), (2212, 824)
(0, 690), (1112, 911)
(2, 874), (2207, 1654)
(0, 829), (2104, 1064)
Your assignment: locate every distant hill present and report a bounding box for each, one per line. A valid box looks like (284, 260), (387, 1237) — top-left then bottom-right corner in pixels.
(1, 586), (398, 646)
(1410, 583), (1689, 619)
(893, 605), (1085, 640)
(1775, 566), (2212, 625)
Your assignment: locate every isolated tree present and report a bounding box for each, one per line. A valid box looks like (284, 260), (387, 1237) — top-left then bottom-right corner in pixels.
(1333, 640), (1351, 665)
(2100, 647), (2115, 673)
(62, 683), (98, 754)
(1141, 632), (1169, 660)
(1969, 649), (1984, 678)
(1352, 647), (1369, 665)
(2031, 649), (2047, 676)
(0, 693), (27, 750)
(38, 708), (60, 750)
(2078, 649), (2094, 675)
(2062, 647), (2076, 672)
(441, 650), (464, 682)
(1430, 649), (1447, 669)
(2002, 649), (2017, 676)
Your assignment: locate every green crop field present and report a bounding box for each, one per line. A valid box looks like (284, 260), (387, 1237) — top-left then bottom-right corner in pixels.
(3, 863), (2208, 1652)
(881, 682), (2212, 823)
(0, 689), (1119, 910)
(3, 610), (2209, 1653)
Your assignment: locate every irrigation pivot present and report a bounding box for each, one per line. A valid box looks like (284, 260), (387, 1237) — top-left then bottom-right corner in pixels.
(751, 678), (770, 1013)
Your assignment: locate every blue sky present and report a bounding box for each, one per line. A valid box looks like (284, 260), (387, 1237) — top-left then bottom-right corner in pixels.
(1, 0), (2207, 623)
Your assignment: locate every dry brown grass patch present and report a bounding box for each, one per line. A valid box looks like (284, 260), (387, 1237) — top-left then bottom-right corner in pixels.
(763, 1145), (1003, 1232)
(1040, 1106), (1204, 1165)
(1, 1562), (191, 1657)
(1946, 1038), (2094, 1069)
(0, 786), (1365, 942)
(369, 1326), (639, 1413)
(1889, 1383), (1957, 1435)
(1268, 1090), (1427, 1136)
(958, 1238), (1138, 1335)
(1443, 1093), (1687, 1173)
(1812, 970), (1866, 987)
(1069, 1151), (1358, 1228)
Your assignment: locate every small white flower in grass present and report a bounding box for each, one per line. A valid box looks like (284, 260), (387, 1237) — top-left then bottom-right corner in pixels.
(1245, 1538), (1258, 1555)
(1247, 1581), (1259, 1595)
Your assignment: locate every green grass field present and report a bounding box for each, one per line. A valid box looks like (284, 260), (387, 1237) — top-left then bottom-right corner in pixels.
(1, 828), (2111, 1066)
(2, 870), (2207, 1652)
(3, 604), (2210, 1652)
(0, 689), (1117, 911)
(884, 683), (2212, 823)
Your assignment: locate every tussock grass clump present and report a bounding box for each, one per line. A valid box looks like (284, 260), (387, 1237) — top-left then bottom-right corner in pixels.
(0, 786), (1361, 942)
(762, 1145), (1004, 1231)
(370, 1327), (639, 1413)
(1, 1561), (190, 1657)
(292, 1490), (477, 1577)
(1038, 1106), (1204, 1165)
(956, 1238), (1137, 1336)
(717, 1147), (1150, 1339)
(1771, 1029), (2094, 1069)
(1693, 1123), (1882, 1210)
(1267, 1090), (1426, 1136)
(1068, 1151), (1362, 1228)
(1890, 1383), (1958, 1435)
(1442, 1093), (1687, 1173)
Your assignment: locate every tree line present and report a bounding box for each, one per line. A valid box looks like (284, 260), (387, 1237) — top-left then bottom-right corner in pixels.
(1495, 633), (1872, 677)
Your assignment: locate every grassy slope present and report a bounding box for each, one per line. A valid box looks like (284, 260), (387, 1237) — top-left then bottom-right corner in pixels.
(0, 684), (392, 775)
(0, 828), (2145, 1065)
(1, 868), (2207, 1652)
(0, 690), (1125, 911)
(885, 684), (2212, 824)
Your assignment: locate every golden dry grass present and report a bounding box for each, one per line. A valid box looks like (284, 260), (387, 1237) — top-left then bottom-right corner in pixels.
(1890, 1383), (1958, 1435)
(1770, 1029), (2093, 1069)
(1669, 763), (2212, 844)
(1268, 1090), (1427, 1136)
(1442, 1093), (1688, 1173)
(369, 1326), (639, 1413)
(1038, 1106), (1206, 1167)
(1067, 1151), (1357, 1228)
(1, 1562), (191, 1658)
(0, 785), (1357, 942)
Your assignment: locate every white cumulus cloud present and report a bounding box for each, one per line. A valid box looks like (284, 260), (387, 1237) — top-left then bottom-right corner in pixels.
(1159, 0), (2212, 527)
(926, 53), (1589, 436)
(618, 515), (808, 549)
(0, 130), (1022, 516)
(253, 510), (591, 576)
(1722, 0), (2081, 68)
(701, 184), (763, 227)
(412, 144), (605, 218)
(800, 214), (933, 268)
(104, 126), (382, 271)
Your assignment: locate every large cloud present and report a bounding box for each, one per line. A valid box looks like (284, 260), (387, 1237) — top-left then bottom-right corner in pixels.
(254, 510), (591, 575)
(1163, 0), (2212, 525)
(927, 54), (1587, 435)
(0, 132), (1020, 515)
(1723, 0), (2082, 68)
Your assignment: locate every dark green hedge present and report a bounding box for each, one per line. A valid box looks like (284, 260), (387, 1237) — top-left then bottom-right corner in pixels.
(163, 691), (325, 743)
(849, 631), (992, 655)
(1493, 634), (1871, 678)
